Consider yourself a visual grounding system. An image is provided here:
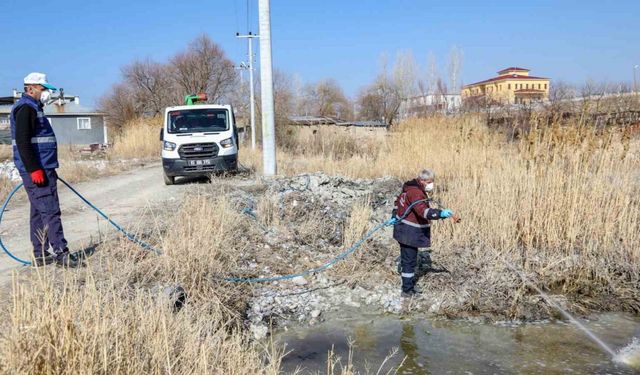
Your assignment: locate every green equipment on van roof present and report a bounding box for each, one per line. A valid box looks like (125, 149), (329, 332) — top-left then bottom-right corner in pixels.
(184, 93), (207, 105)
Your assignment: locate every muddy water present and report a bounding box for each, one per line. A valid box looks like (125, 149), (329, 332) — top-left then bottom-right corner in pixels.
(277, 312), (640, 374)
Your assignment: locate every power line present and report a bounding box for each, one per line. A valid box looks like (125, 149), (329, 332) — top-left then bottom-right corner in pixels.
(233, 0), (239, 35)
(233, 0), (242, 61)
(246, 0), (250, 32)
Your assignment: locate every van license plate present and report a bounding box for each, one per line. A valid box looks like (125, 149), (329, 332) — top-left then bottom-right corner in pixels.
(187, 159), (213, 166)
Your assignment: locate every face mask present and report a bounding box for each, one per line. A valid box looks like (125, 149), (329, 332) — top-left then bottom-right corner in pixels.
(39, 90), (51, 105)
(424, 182), (434, 192)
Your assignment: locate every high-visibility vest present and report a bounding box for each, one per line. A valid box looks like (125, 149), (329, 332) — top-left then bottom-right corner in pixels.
(10, 94), (59, 174)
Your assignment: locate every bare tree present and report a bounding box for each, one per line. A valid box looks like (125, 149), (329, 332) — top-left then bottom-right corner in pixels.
(273, 69), (295, 124)
(435, 78), (449, 113)
(226, 73), (250, 127)
(99, 34), (238, 130)
(356, 75), (398, 124)
(426, 51), (439, 95)
(546, 80), (577, 113)
(291, 73), (305, 115)
(549, 81), (577, 102)
(121, 59), (175, 116)
(448, 45), (464, 93)
(98, 83), (139, 132)
(252, 69), (297, 146)
(170, 34), (238, 102)
(393, 50), (419, 100)
(356, 52), (424, 124)
(298, 79), (352, 119)
(580, 79), (613, 114)
(356, 87), (377, 121)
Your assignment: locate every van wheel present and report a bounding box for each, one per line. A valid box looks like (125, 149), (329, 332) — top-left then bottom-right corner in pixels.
(164, 173), (175, 185)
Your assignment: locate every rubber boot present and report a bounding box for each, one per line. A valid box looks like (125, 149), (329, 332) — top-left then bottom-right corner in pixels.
(32, 252), (55, 267)
(55, 249), (82, 268)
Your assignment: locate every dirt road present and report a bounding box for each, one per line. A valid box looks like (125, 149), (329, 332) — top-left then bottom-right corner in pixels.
(0, 163), (192, 284)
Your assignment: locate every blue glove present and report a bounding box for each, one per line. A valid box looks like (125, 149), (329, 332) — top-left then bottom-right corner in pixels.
(440, 209), (453, 218)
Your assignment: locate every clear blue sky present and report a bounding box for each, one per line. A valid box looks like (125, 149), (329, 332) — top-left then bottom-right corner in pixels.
(1, 0), (639, 106)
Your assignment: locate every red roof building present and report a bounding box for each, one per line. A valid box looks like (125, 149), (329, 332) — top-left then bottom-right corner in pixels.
(462, 67), (550, 105)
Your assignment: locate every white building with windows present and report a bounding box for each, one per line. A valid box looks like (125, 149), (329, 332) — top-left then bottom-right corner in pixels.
(399, 93), (462, 119)
(0, 90), (108, 145)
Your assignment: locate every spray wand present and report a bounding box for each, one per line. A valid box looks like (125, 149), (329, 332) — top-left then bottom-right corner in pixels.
(428, 196), (462, 223)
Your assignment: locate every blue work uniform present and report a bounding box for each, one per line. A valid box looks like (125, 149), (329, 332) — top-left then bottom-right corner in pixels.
(10, 94), (67, 257)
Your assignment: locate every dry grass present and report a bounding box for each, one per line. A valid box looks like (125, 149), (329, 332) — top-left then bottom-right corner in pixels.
(257, 194), (283, 228)
(0, 145), (11, 162)
(241, 115), (640, 313)
(0, 185), (398, 374)
(319, 344), (400, 375)
(0, 191), (285, 374)
(109, 117), (161, 160)
(332, 199), (378, 281)
(1, 114), (638, 372)
(342, 199), (372, 249)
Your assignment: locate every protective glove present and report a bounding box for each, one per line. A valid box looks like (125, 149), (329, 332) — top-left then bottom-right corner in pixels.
(452, 213), (462, 223)
(30, 169), (46, 187)
(440, 209), (454, 219)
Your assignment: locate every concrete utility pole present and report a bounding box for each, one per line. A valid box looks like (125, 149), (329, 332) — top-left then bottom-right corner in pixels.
(236, 32), (259, 150)
(258, 0), (277, 176)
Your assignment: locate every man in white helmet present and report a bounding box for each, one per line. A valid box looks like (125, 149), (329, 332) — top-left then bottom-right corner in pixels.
(10, 73), (80, 267)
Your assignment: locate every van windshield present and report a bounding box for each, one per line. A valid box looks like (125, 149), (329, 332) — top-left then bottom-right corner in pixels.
(167, 108), (229, 134)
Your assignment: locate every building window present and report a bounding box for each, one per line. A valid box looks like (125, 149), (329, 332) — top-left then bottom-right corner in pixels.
(77, 117), (91, 130)
(538, 84), (541, 89)
(544, 83), (548, 89)
(508, 84), (511, 90)
(526, 84), (529, 89)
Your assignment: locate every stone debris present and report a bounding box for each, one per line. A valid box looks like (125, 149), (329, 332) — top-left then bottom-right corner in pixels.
(216, 173), (535, 338)
(222, 173), (461, 337)
(0, 161), (20, 181)
(289, 276), (308, 286)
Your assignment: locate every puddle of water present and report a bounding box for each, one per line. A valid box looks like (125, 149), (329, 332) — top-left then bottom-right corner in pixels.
(277, 313), (640, 374)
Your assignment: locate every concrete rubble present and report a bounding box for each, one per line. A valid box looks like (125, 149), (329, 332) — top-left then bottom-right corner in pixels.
(224, 173), (451, 340)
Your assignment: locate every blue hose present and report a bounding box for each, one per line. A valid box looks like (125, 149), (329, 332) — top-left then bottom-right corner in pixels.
(0, 183), (31, 265)
(0, 177), (161, 266)
(225, 199), (432, 283)
(1, 176), (432, 283)
(222, 219), (397, 283)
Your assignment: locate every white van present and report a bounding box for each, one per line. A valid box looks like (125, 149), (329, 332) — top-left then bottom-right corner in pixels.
(160, 103), (238, 185)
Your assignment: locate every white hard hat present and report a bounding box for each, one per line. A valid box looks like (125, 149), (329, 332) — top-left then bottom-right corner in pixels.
(23, 72), (57, 91)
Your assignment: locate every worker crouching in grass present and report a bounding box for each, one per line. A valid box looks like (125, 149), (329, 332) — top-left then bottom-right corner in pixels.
(10, 72), (80, 268)
(393, 169), (457, 297)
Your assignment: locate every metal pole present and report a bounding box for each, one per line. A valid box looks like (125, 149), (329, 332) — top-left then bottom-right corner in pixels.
(258, 0), (276, 176)
(236, 33), (259, 150)
(248, 37), (256, 150)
